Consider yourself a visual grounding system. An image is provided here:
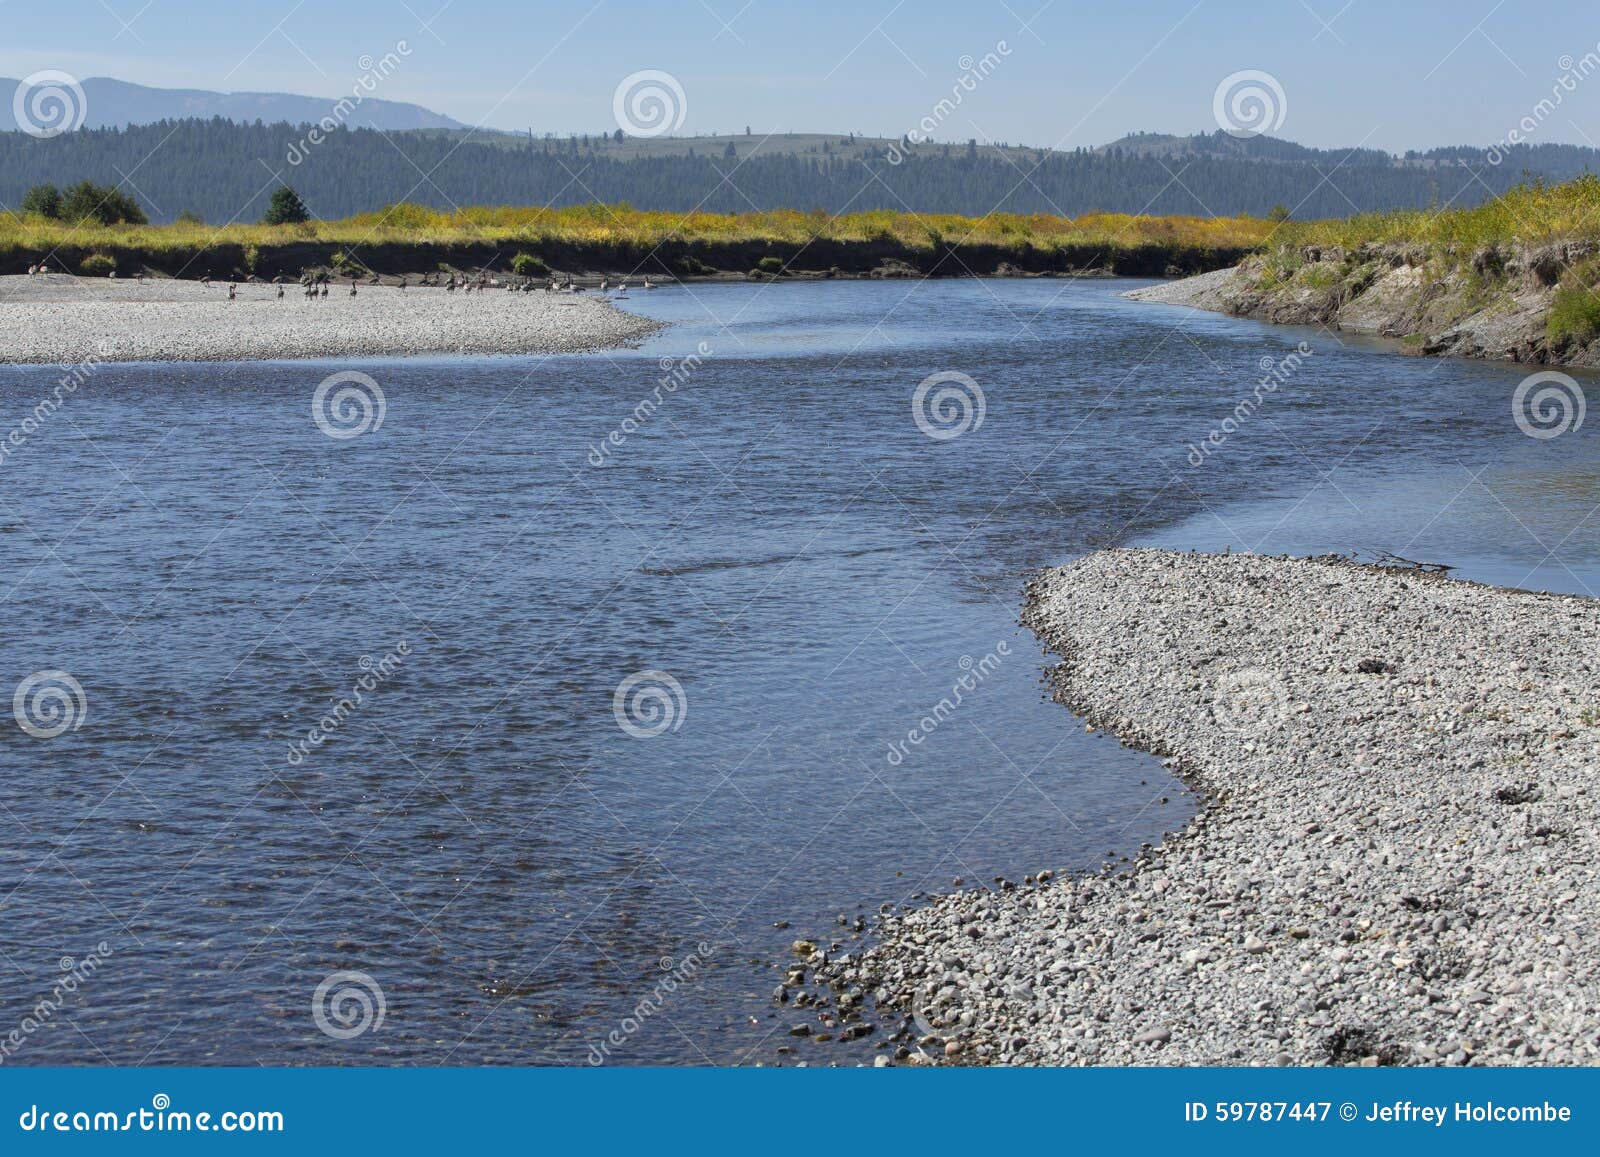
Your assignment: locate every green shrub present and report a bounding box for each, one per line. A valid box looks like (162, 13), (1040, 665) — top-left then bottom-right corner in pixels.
(511, 251), (548, 277)
(1548, 285), (1600, 342)
(1300, 264), (1336, 290)
(80, 253), (116, 276)
(20, 184), (63, 218)
(61, 181), (147, 225)
(755, 254), (785, 274)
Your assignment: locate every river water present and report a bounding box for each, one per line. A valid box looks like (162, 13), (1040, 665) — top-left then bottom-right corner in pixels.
(1, 278), (1595, 1064)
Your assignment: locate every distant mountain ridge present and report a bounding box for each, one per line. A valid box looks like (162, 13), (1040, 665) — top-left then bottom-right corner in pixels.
(3, 78), (1599, 224)
(0, 76), (463, 132)
(7, 117), (1597, 226)
(1095, 129), (1600, 173)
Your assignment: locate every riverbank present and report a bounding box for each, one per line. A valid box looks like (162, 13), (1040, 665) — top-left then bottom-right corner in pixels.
(1126, 178), (1600, 368)
(1127, 243), (1600, 369)
(0, 274), (660, 364)
(807, 549), (1600, 1066)
(0, 204), (1268, 284)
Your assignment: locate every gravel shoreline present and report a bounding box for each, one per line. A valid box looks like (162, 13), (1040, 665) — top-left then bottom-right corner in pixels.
(808, 549), (1599, 1066)
(0, 274), (660, 364)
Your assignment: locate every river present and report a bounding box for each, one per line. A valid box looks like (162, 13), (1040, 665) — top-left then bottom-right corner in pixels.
(0, 277), (1594, 1064)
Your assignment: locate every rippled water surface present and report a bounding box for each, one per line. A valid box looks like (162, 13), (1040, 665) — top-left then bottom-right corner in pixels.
(2, 279), (1596, 1064)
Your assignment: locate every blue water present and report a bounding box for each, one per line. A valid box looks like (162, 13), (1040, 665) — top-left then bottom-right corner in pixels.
(1, 278), (1595, 1065)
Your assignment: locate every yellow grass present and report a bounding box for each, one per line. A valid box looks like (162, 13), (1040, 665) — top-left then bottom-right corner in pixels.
(1270, 175), (1600, 252)
(0, 201), (1276, 259)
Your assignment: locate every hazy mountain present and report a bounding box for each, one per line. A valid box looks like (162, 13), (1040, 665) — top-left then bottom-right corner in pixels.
(1096, 129), (1600, 179)
(0, 76), (463, 132)
(4, 109), (1597, 224)
(1097, 130), (1391, 166)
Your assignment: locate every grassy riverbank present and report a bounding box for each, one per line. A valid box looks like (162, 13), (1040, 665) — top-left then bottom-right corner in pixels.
(0, 202), (1274, 280)
(1268, 174), (1600, 251)
(1131, 176), (1600, 366)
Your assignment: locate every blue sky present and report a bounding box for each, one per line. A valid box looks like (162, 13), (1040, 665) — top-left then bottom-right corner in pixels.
(5, 0), (1600, 152)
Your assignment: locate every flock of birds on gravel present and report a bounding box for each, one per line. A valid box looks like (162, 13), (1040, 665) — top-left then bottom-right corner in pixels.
(23, 262), (659, 301)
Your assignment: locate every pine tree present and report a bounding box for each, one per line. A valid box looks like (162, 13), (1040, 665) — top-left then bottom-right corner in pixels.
(262, 184), (311, 225)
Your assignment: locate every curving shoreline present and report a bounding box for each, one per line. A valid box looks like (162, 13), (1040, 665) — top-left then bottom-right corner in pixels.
(0, 274), (661, 365)
(809, 549), (1600, 1066)
(1124, 247), (1600, 369)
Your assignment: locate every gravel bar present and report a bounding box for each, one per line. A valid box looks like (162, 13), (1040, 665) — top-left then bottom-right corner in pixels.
(814, 549), (1600, 1066)
(0, 274), (660, 364)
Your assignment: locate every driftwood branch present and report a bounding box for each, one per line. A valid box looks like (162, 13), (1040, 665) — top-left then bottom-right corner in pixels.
(1370, 549), (1455, 573)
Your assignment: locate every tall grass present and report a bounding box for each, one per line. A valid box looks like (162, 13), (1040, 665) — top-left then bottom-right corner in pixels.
(1270, 174), (1600, 252)
(17, 177), (1594, 270)
(0, 201), (1276, 261)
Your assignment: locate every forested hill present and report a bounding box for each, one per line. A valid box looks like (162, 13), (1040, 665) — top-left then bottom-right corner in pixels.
(2, 118), (1594, 224)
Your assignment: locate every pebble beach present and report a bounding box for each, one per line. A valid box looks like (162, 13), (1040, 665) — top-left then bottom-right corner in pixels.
(0, 274), (660, 364)
(807, 549), (1600, 1066)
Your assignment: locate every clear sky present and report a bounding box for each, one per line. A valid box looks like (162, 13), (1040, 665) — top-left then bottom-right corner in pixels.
(5, 0), (1600, 153)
